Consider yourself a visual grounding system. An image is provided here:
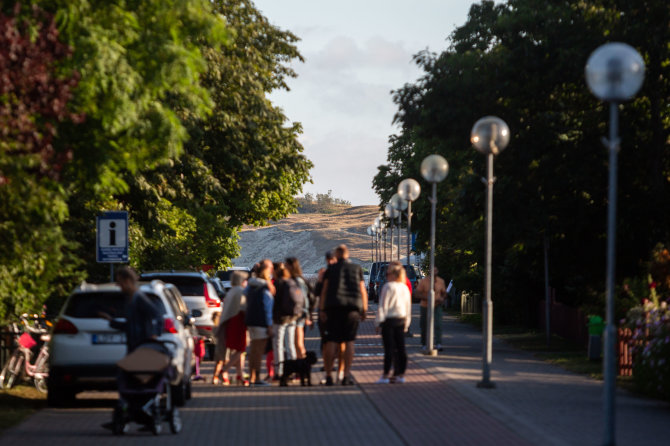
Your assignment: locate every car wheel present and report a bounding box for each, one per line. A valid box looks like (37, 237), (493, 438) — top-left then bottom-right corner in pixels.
(47, 381), (76, 408)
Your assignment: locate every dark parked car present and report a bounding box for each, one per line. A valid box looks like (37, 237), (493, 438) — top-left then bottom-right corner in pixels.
(215, 267), (252, 292)
(374, 263), (423, 302)
(367, 261), (388, 302)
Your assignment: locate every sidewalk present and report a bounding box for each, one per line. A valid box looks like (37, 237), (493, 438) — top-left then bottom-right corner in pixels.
(1, 305), (668, 445)
(400, 309), (669, 446)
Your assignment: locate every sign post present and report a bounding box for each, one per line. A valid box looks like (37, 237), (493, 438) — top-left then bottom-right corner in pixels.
(96, 211), (129, 282)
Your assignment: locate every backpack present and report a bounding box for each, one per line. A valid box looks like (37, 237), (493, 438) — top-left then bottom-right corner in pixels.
(278, 279), (304, 319)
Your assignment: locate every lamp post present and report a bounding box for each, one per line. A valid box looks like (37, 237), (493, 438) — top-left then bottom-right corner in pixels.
(585, 42), (645, 446)
(367, 226), (376, 264)
(385, 203), (399, 261)
(390, 193), (408, 262)
(471, 115), (510, 388)
(374, 216), (381, 262)
(374, 221), (381, 264)
(383, 224), (388, 262)
(420, 154), (449, 355)
(398, 179), (421, 268)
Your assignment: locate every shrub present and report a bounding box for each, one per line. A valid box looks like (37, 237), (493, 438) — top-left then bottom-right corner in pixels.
(628, 302), (670, 400)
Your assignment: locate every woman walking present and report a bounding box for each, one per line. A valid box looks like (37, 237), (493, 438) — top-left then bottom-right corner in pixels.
(213, 270), (249, 386)
(272, 262), (302, 378)
(375, 261), (411, 383)
(245, 260), (274, 386)
(286, 257), (312, 359)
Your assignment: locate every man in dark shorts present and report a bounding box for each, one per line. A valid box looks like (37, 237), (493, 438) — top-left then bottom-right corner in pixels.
(319, 244), (368, 385)
(314, 251), (337, 352)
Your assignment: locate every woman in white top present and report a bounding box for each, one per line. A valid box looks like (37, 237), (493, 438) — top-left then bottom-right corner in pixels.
(375, 261), (412, 383)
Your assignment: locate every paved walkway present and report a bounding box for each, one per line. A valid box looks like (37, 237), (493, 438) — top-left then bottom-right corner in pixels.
(1, 305), (668, 445)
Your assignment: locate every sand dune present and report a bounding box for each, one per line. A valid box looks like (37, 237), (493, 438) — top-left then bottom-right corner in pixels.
(233, 205), (391, 273)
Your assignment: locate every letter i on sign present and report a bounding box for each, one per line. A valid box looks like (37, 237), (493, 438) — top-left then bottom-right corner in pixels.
(109, 221), (116, 246)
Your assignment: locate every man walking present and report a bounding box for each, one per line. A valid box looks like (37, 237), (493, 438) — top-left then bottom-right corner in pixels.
(101, 266), (162, 353)
(319, 244), (368, 385)
(314, 251), (339, 374)
(415, 267), (447, 351)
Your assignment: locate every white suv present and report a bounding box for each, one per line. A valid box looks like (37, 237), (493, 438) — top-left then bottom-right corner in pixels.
(48, 281), (194, 407)
(139, 271), (221, 342)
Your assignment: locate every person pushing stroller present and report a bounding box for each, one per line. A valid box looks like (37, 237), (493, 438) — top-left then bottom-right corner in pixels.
(100, 267), (179, 435)
(101, 267), (163, 353)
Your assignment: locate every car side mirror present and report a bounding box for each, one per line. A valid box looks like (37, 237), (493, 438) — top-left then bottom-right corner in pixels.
(191, 309), (202, 318)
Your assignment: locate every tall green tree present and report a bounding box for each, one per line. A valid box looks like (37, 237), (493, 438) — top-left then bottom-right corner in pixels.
(375, 0), (670, 323)
(121, 0), (312, 273)
(0, 5), (86, 321)
(1, 0), (230, 318)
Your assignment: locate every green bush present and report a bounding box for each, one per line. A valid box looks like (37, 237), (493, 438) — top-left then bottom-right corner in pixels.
(629, 303), (670, 400)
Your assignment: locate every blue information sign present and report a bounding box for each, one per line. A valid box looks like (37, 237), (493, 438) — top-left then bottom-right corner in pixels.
(96, 211), (129, 263)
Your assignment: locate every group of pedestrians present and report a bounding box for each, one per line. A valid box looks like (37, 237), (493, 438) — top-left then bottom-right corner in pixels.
(210, 243), (446, 387)
(210, 244), (370, 386)
(212, 258), (312, 386)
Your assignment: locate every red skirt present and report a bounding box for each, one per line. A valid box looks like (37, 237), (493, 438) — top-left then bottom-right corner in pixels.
(225, 312), (247, 352)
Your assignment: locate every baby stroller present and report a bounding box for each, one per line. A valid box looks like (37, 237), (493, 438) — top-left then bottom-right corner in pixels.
(111, 339), (182, 435)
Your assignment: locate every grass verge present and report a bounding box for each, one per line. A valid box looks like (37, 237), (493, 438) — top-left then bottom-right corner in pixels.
(457, 313), (636, 390)
(0, 385), (46, 432)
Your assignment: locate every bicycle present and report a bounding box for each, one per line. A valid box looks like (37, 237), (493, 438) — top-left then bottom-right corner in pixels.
(0, 314), (51, 392)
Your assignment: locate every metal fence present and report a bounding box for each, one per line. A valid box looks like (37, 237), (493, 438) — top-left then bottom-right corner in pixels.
(616, 327), (645, 377)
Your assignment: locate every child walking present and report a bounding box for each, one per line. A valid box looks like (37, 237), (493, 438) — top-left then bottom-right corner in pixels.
(375, 261), (412, 383)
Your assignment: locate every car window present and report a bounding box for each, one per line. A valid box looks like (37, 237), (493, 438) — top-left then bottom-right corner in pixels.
(63, 292), (126, 318)
(145, 292), (168, 315)
(169, 287), (190, 315)
(141, 275), (205, 296)
(216, 271), (233, 281)
(161, 289), (182, 317)
(210, 278), (225, 296)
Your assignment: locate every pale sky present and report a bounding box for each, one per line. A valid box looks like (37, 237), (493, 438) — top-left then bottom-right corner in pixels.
(252, 1), (480, 205)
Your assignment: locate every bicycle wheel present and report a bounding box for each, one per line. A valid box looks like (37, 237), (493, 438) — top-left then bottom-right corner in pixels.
(1, 352), (24, 389)
(33, 351), (49, 393)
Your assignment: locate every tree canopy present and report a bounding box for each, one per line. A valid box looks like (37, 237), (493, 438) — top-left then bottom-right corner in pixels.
(0, 0), (312, 321)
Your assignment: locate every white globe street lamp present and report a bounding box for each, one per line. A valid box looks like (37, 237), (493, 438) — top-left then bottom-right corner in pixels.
(374, 216), (385, 262)
(586, 42), (644, 446)
(390, 193), (407, 261)
(385, 203), (400, 262)
(367, 225), (376, 264)
(374, 220), (382, 264)
(398, 179), (421, 269)
(471, 115), (510, 389)
(420, 154), (449, 356)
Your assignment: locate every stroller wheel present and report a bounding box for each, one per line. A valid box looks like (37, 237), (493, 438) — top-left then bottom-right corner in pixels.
(169, 407), (182, 434)
(151, 406), (162, 435)
(112, 405), (128, 435)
